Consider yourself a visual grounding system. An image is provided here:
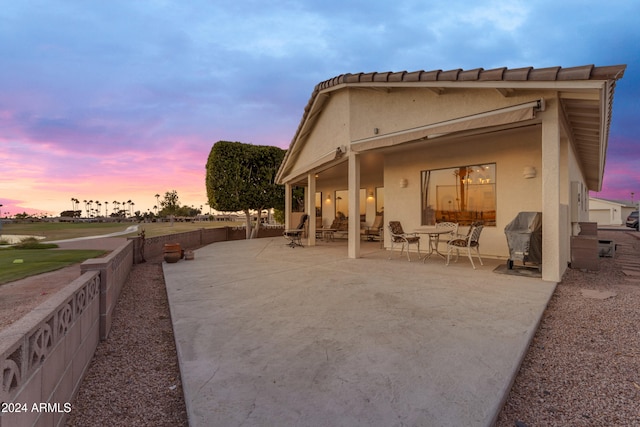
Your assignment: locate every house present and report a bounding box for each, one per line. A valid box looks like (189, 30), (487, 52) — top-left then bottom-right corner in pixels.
(275, 65), (626, 282)
(589, 197), (636, 226)
(588, 197), (623, 225)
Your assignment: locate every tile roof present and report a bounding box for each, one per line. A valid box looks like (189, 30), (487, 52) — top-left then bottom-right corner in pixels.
(315, 64), (626, 90)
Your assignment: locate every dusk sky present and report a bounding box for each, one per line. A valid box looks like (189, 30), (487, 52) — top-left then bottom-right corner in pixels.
(1, 1), (639, 217)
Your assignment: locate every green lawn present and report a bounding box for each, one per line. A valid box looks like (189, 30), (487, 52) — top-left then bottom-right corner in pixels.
(1, 222), (128, 241)
(0, 248), (106, 285)
(0, 220), (249, 285)
(1, 220), (246, 240)
(135, 221), (245, 237)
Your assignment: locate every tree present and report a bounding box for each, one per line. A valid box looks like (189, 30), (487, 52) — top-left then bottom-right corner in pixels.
(60, 210), (81, 218)
(205, 141), (285, 238)
(159, 190), (180, 216)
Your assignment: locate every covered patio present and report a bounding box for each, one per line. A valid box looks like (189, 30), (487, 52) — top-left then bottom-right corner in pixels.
(164, 237), (556, 426)
(276, 64), (626, 282)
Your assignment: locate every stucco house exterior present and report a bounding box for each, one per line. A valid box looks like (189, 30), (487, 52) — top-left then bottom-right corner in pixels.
(275, 64), (626, 282)
(589, 197), (624, 225)
(589, 197), (636, 226)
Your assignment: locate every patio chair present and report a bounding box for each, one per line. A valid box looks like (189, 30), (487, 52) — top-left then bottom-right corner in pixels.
(330, 217), (349, 239)
(315, 217), (324, 239)
(435, 221), (458, 247)
(362, 214), (384, 241)
(388, 221), (421, 261)
(283, 214), (309, 248)
(445, 222), (484, 269)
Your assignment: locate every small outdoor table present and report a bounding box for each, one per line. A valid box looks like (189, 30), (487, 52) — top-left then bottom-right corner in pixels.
(414, 227), (452, 261)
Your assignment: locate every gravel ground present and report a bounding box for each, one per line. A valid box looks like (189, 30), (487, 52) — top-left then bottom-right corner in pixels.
(65, 256), (188, 426)
(3, 231), (638, 426)
(497, 230), (640, 427)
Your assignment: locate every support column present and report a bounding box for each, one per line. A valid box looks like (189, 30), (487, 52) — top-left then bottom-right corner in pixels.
(541, 99), (562, 282)
(348, 151), (361, 258)
(284, 183), (292, 230)
(307, 173), (316, 246)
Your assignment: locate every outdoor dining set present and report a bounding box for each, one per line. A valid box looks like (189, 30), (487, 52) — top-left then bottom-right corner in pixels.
(283, 215), (484, 269)
(388, 220), (485, 269)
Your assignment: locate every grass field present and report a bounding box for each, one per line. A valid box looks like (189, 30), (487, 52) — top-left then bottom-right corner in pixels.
(0, 220), (246, 285)
(1, 220), (246, 240)
(0, 248), (106, 285)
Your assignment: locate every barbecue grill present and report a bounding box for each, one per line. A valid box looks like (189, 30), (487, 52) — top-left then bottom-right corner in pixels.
(504, 212), (542, 270)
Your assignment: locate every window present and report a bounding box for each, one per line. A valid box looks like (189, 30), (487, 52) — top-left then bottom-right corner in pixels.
(421, 163), (496, 226)
(291, 186), (305, 212)
(334, 189), (367, 219)
(376, 187), (384, 216)
(315, 192), (322, 218)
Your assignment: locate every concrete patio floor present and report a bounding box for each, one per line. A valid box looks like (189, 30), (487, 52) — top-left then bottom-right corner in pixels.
(163, 237), (556, 427)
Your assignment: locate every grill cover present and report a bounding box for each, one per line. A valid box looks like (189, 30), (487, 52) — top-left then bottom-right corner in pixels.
(504, 212), (542, 265)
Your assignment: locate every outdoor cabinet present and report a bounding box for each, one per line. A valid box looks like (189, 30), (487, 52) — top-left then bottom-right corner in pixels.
(570, 222), (599, 271)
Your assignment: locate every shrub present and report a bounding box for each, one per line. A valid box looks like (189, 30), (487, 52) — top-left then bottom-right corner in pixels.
(14, 237), (58, 249)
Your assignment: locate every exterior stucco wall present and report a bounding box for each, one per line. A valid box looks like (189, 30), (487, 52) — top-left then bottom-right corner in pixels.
(289, 91), (350, 177)
(348, 87), (546, 142)
(565, 140), (590, 223)
(383, 125), (542, 258)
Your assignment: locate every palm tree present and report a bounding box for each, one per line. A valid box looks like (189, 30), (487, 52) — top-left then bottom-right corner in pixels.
(71, 198), (80, 217)
(105, 201), (109, 217)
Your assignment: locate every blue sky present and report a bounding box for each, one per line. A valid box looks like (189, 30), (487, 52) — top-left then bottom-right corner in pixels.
(1, 0), (638, 216)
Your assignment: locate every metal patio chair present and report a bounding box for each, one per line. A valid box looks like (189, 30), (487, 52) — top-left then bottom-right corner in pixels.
(434, 221), (458, 249)
(283, 214), (309, 248)
(445, 222), (484, 269)
(388, 221), (421, 261)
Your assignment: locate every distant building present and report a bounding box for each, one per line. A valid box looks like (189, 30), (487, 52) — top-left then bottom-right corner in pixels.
(589, 197), (636, 225)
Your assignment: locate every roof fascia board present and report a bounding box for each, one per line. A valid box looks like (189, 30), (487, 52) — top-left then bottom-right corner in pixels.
(341, 80), (606, 91)
(596, 83), (611, 191)
(279, 150), (347, 185)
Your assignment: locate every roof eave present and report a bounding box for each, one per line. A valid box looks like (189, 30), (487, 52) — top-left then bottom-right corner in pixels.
(277, 65), (627, 186)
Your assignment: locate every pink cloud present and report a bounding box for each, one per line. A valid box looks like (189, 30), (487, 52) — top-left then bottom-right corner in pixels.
(1, 134), (215, 217)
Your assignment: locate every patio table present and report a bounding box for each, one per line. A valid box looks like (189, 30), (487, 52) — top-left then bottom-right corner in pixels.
(414, 227), (453, 261)
(321, 228), (336, 242)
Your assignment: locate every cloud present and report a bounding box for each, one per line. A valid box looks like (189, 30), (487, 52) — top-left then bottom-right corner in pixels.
(1, 0), (639, 215)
